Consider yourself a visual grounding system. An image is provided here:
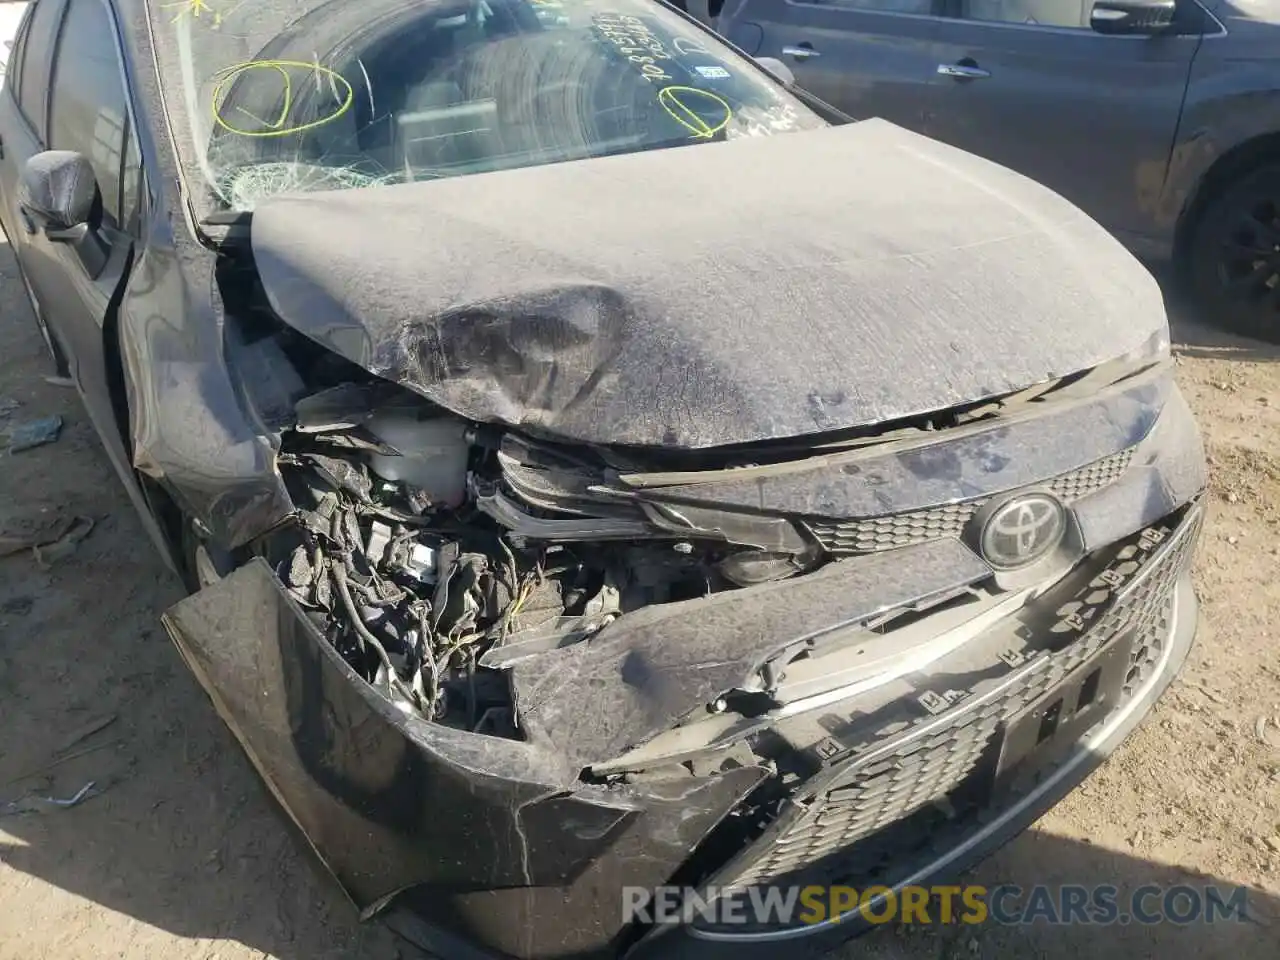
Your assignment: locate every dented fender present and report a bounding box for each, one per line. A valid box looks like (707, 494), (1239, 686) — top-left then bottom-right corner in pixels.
(117, 239), (293, 549)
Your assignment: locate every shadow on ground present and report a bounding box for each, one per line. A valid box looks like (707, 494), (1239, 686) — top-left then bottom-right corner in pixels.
(1, 238), (1275, 960)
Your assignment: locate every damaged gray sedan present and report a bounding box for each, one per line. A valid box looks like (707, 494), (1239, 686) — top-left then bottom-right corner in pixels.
(0, 0), (1205, 957)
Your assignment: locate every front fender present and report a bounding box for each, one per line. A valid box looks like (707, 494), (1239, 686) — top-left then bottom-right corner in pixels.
(117, 231), (293, 548)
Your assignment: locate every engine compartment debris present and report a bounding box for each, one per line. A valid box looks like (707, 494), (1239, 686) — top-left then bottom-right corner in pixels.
(268, 393), (777, 735)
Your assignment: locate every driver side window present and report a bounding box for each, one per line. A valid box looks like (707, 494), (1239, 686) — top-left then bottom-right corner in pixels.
(18, 0), (66, 135)
(47, 0), (132, 230)
(957, 0), (1095, 28)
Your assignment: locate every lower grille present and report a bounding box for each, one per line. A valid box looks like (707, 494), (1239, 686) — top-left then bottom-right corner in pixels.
(1125, 590), (1174, 696)
(804, 448), (1133, 555)
(701, 600), (1181, 907)
(716, 507), (1198, 893)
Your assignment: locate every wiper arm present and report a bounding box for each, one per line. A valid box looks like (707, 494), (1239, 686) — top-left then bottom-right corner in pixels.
(202, 208), (252, 227)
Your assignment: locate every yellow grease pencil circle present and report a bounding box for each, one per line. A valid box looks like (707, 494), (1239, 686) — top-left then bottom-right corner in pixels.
(657, 86), (732, 139)
(212, 60), (354, 138)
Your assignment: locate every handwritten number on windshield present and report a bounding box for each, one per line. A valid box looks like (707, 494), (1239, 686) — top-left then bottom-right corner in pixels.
(672, 36), (711, 57)
(161, 0), (248, 27)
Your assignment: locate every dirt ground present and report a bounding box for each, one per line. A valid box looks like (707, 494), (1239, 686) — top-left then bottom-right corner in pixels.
(0, 232), (1277, 960)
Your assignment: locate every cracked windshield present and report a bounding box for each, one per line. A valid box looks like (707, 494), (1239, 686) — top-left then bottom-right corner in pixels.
(153, 0), (825, 215)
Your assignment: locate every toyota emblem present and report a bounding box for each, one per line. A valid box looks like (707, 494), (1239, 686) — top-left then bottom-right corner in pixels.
(978, 493), (1066, 569)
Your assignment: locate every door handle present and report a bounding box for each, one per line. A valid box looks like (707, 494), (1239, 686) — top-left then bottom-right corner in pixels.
(782, 43), (821, 61)
(937, 62), (991, 80)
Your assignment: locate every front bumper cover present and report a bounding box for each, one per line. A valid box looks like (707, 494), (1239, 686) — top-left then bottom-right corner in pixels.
(634, 561), (1200, 960)
(162, 382), (1206, 960)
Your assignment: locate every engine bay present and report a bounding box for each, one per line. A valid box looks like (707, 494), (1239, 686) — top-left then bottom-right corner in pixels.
(211, 244), (1164, 746)
(269, 384), (807, 736)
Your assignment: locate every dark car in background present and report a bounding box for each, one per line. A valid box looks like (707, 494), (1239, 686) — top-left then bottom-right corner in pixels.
(719, 0), (1280, 342)
(0, 0), (1205, 958)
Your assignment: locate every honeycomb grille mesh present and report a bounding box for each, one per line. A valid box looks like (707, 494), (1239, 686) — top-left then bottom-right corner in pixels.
(722, 512), (1195, 891)
(1125, 592), (1174, 695)
(805, 449), (1134, 555)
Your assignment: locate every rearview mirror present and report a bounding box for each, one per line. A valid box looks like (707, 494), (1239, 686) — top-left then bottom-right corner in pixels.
(19, 150), (98, 236)
(755, 56), (795, 87)
(1090, 0), (1176, 35)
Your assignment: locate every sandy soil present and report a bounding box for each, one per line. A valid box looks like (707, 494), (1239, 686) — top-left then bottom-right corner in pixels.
(1, 233), (1277, 960)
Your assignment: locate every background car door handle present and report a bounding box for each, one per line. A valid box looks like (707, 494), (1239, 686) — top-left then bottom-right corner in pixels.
(937, 62), (991, 80)
(782, 44), (821, 60)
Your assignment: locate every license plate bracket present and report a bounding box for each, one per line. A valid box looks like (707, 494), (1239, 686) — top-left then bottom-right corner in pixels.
(993, 634), (1133, 788)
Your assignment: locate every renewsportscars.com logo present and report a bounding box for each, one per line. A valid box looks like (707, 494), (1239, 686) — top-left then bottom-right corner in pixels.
(623, 883), (1253, 928)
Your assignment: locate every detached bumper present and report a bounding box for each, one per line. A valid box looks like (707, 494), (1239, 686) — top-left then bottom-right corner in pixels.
(163, 495), (1201, 960)
(162, 556), (768, 947)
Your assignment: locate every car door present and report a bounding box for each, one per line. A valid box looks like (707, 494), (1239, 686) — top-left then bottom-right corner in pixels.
(11, 0), (141, 441)
(719, 0), (951, 130)
(924, 0), (1206, 245)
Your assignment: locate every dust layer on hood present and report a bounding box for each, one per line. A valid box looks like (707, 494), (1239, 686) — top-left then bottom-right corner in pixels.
(250, 120), (1167, 449)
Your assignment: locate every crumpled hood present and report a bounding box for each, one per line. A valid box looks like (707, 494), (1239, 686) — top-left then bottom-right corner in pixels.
(250, 119), (1166, 448)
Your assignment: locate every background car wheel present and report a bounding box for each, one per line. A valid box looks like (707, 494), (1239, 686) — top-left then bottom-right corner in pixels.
(17, 263), (71, 376)
(1187, 162), (1280, 344)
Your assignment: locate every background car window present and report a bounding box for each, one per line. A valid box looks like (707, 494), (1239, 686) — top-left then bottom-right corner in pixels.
(47, 0), (129, 228)
(828, 0), (939, 13)
(18, 0), (65, 135)
(958, 0), (1094, 27)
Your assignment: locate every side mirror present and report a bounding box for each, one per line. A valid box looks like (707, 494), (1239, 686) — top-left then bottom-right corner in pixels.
(755, 56), (795, 87)
(1090, 0), (1176, 35)
(19, 150), (98, 236)
(18, 151), (109, 278)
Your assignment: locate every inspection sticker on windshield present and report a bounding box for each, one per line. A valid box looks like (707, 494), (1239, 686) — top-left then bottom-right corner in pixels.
(694, 65), (730, 80)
